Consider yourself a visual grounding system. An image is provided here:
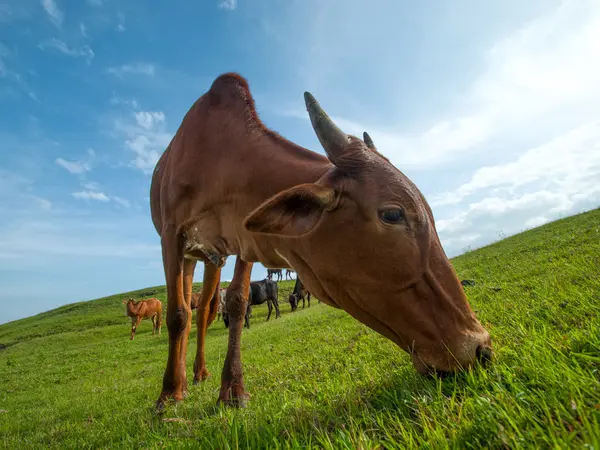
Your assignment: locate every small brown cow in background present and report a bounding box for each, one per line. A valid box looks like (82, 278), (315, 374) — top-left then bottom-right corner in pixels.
(122, 297), (162, 340)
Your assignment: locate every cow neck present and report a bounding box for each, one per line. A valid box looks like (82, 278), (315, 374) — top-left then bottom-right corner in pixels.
(246, 134), (332, 195)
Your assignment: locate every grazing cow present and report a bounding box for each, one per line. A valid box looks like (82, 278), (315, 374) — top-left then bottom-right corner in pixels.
(267, 269), (282, 282)
(122, 297), (162, 340)
(250, 279), (280, 321)
(217, 288), (227, 322)
(285, 269), (295, 280)
(149, 72), (492, 410)
(289, 277), (311, 312)
(223, 279), (278, 327)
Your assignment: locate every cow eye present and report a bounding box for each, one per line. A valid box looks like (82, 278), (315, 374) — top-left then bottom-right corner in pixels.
(379, 208), (404, 224)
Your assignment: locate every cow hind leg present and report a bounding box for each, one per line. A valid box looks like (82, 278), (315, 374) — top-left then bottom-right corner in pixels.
(155, 232), (191, 412)
(273, 297), (281, 319)
(152, 315), (157, 335)
(193, 262), (221, 384)
(266, 299), (273, 321)
(218, 256), (252, 408)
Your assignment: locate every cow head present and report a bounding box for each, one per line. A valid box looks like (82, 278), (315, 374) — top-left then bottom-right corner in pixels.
(288, 293), (299, 312)
(243, 92), (493, 375)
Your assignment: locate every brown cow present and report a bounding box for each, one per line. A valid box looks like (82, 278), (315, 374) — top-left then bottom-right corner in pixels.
(122, 297), (162, 340)
(191, 289), (221, 324)
(149, 72), (492, 411)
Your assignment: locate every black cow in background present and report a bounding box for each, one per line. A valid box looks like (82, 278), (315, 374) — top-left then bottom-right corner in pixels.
(289, 276), (312, 312)
(223, 279), (280, 328)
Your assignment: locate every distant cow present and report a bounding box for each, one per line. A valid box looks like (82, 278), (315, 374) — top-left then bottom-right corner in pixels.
(285, 269), (295, 280)
(191, 289), (222, 327)
(223, 279), (280, 328)
(122, 297), (162, 340)
(267, 269), (282, 282)
(249, 279), (280, 321)
(217, 288), (227, 321)
(289, 277), (312, 311)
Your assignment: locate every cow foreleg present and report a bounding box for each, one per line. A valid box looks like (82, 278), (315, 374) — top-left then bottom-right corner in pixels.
(218, 256), (252, 408)
(156, 233), (190, 412)
(193, 262), (221, 384)
(131, 316), (142, 340)
(307, 292), (311, 308)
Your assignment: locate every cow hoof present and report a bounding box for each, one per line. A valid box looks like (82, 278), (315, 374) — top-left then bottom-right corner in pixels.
(217, 392), (250, 409)
(155, 392), (185, 414)
(193, 368), (210, 384)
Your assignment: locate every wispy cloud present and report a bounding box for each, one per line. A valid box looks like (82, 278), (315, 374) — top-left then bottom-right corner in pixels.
(107, 63), (155, 78)
(72, 190), (110, 202)
(114, 109), (172, 174)
(55, 158), (90, 174)
(218, 0), (237, 11)
(32, 196), (52, 210)
(41, 0), (63, 28)
(1, 43), (39, 101)
(79, 23), (88, 38)
(109, 94), (139, 109)
(0, 4), (12, 22)
(280, 0), (600, 172)
(38, 39), (94, 65)
(112, 196), (130, 207)
(432, 121), (600, 207)
(82, 181), (100, 191)
(135, 111), (165, 130)
(116, 11), (126, 32)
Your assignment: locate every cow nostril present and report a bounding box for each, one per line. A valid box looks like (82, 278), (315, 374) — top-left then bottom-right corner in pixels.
(476, 345), (493, 366)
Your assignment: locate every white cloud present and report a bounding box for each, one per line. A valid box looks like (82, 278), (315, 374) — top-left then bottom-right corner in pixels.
(112, 196), (130, 207)
(525, 216), (548, 229)
(432, 121), (600, 207)
(41, 0), (63, 27)
(55, 158), (90, 174)
(115, 110), (172, 174)
(107, 63), (155, 78)
(79, 23), (88, 37)
(35, 197), (52, 210)
(72, 190), (109, 202)
(218, 0), (237, 11)
(109, 95), (139, 109)
(38, 39), (94, 64)
(284, 0), (600, 172)
(135, 111), (165, 130)
(82, 181), (100, 191)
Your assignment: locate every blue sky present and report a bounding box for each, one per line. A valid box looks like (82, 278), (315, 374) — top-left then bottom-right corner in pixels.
(1, 0), (599, 324)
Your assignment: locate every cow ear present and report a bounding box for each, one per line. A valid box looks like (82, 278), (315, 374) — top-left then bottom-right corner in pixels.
(243, 183), (336, 237)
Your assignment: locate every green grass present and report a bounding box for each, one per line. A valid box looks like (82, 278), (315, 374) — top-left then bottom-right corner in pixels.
(1, 209), (600, 449)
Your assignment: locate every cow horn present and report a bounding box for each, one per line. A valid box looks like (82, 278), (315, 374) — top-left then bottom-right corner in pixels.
(304, 92), (349, 163)
(363, 131), (375, 149)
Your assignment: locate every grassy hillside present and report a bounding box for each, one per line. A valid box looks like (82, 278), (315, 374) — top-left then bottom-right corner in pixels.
(1, 209), (599, 449)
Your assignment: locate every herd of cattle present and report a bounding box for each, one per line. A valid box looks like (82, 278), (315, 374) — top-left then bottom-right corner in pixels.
(123, 271), (315, 340)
